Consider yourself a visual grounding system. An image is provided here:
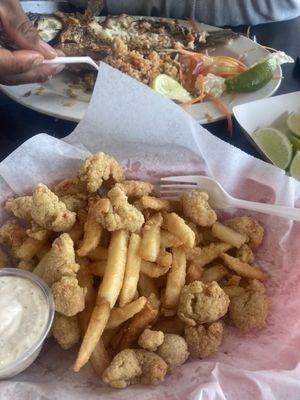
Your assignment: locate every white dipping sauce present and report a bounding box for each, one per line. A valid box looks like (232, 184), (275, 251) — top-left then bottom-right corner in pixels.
(0, 276), (48, 369)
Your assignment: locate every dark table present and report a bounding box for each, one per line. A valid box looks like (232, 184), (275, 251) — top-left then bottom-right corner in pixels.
(1, 16), (300, 161)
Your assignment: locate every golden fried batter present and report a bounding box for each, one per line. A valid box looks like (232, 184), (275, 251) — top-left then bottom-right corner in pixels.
(138, 328), (164, 352)
(229, 279), (268, 331)
(52, 314), (81, 350)
(156, 333), (189, 372)
(223, 216), (264, 248)
(51, 276), (86, 317)
(60, 193), (88, 213)
(34, 233), (79, 286)
(54, 177), (86, 196)
(102, 349), (167, 388)
(236, 244), (254, 264)
(5, 196), (33, 220)
(31, 183), (76, 232)
(116, 180), (153, 198)
(185, 321), (224, 358)
(0, 219), (26, 254)
(97, 186), (144, 232)
(181, 190), (217, 227)
(26, 221), (49, 241)
(79, 152), (124, 193)
(177, 281), (230, 326)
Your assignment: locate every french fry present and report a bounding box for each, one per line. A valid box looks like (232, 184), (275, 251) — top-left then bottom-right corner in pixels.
(119, 233), (142, 307)
(186, 261), (203, 284)
(141, 196), (174, 212)
(88, 260), (107, 277)
(162, 212), (195, 249)
(201, 264), (229, 283)
(73, 229), (128, 372)
(115, 294), (160, 352)
(77, 198), (103, 257)
(140, 260), (171, 278)
(90, 339), (111, 379)
(15, 237), (46, 261)
(220, 253), (268, 281)
(35, 242), (51, 261)
(140, 213), (162, 262)
(106, 297), (147, 330)
(87, 246), (108, 261)
(160, 230), (182, 248)
(162, 246), (186, 313)
(138, 273), (159, 299)
(157, 248), (172, 268)
(212, 222), (247, 248)
(67, 221), (84, 244)
(102, 328), (119, 347)
(77, 209), (88, 225)
(195, 242), (232, 267)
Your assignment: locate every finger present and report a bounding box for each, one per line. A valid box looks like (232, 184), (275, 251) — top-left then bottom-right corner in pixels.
(0, 48), (44, 75)
(0, 0), (57, 58)
(0, 63), (65, 85)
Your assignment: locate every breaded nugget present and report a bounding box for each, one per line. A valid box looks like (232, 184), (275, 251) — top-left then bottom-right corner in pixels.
(181, 190), (217, 227)
(79, 152), (124, 193)
(177, 281), (230, 326)
(138, 329), (164, 352)
(185, 321), (224, 358)
(223, 216), (264, 248)
(31, 183), (76, 232)
(51, 276), (86, 317)
(156, 333), (189, 372)
(52, 314), (81, 350)
(5, 196), (33, 220)
(116, 180), (153, 198)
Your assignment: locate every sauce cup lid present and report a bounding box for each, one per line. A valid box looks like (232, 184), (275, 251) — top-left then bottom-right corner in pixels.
(0, 268), (55, 376)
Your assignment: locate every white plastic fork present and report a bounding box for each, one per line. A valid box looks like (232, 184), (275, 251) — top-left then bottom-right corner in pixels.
(43, 56), (99, 71)
(160, 175), (300, 221)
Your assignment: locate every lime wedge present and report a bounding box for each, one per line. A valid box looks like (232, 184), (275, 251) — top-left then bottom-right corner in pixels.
(287, 112), (300, 137)
(290, 135), (300, 152)
(150, 74), (192, 102)
(253, 127), (293, 169)
(225, 56), (277, 93)
(289, 151), (300, 181)
(270, 111), (290, 137)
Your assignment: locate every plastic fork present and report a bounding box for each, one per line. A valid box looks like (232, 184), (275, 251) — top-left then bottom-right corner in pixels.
(160, 175), (300, 221)
(43, 56), (99, 71)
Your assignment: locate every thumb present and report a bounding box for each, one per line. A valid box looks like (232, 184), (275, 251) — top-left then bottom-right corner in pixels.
(0, 0), (57, 59)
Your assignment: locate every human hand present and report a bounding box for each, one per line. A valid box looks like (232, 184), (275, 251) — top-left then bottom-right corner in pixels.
(0, 0), (65, 85)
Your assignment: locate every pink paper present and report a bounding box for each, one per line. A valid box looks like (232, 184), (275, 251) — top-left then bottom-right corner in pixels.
(0, 63), (300, 399)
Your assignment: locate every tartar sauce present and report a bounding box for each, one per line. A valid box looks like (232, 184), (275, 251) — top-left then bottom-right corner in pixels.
(0, 276), (48, 369)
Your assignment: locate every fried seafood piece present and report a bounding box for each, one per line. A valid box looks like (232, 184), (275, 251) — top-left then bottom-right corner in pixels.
(116, 180), (153, 198)
(138, 329), (164, 352)
(52, 314), (81, 350)
(60, 193), (88, 213)
(184, 321), (224, 358)
(0, 219), (26, 254)
(5, 196), (33, 220)
(97, 186), (144, 232)
(78, 152), (124, 193)
(177, 281), (230, 326)
(26, 221), (49, 241)
(236, 244), (254, 264)
(51, 276), (86, 317)
(156, 333), (189, 372)
(229, 279), (268, 331)
(223, 216), (264, 248)
(34, 233), (79, 286)
(53, 177), (86, 196)
(102, 349), (167, 388)
(17, 259), (36, 271)
(31, 183), (76, 232)
(181, 190), (217, 227)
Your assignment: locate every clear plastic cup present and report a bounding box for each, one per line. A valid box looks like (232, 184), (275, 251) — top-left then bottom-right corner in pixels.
(0, 268), (55, 379)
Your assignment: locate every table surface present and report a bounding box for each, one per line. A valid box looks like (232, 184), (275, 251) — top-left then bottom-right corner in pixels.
(0, 16), (300, 162)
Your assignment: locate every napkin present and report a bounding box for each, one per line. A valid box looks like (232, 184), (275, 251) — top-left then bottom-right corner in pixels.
(0, 63), (300, 400)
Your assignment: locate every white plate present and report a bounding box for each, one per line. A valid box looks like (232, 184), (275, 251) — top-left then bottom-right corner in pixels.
(0, 18), (281, 123)
(233, 91), (300, 162)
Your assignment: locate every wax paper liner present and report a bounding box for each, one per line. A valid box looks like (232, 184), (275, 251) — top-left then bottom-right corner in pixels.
(0, 63), (300, 400)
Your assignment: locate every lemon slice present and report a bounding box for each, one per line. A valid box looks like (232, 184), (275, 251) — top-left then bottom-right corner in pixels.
(150, 74), (192, 102)
(253, 127), (293, 169)
(289, 151), (300, 181)
(287, 112), (300, 137)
